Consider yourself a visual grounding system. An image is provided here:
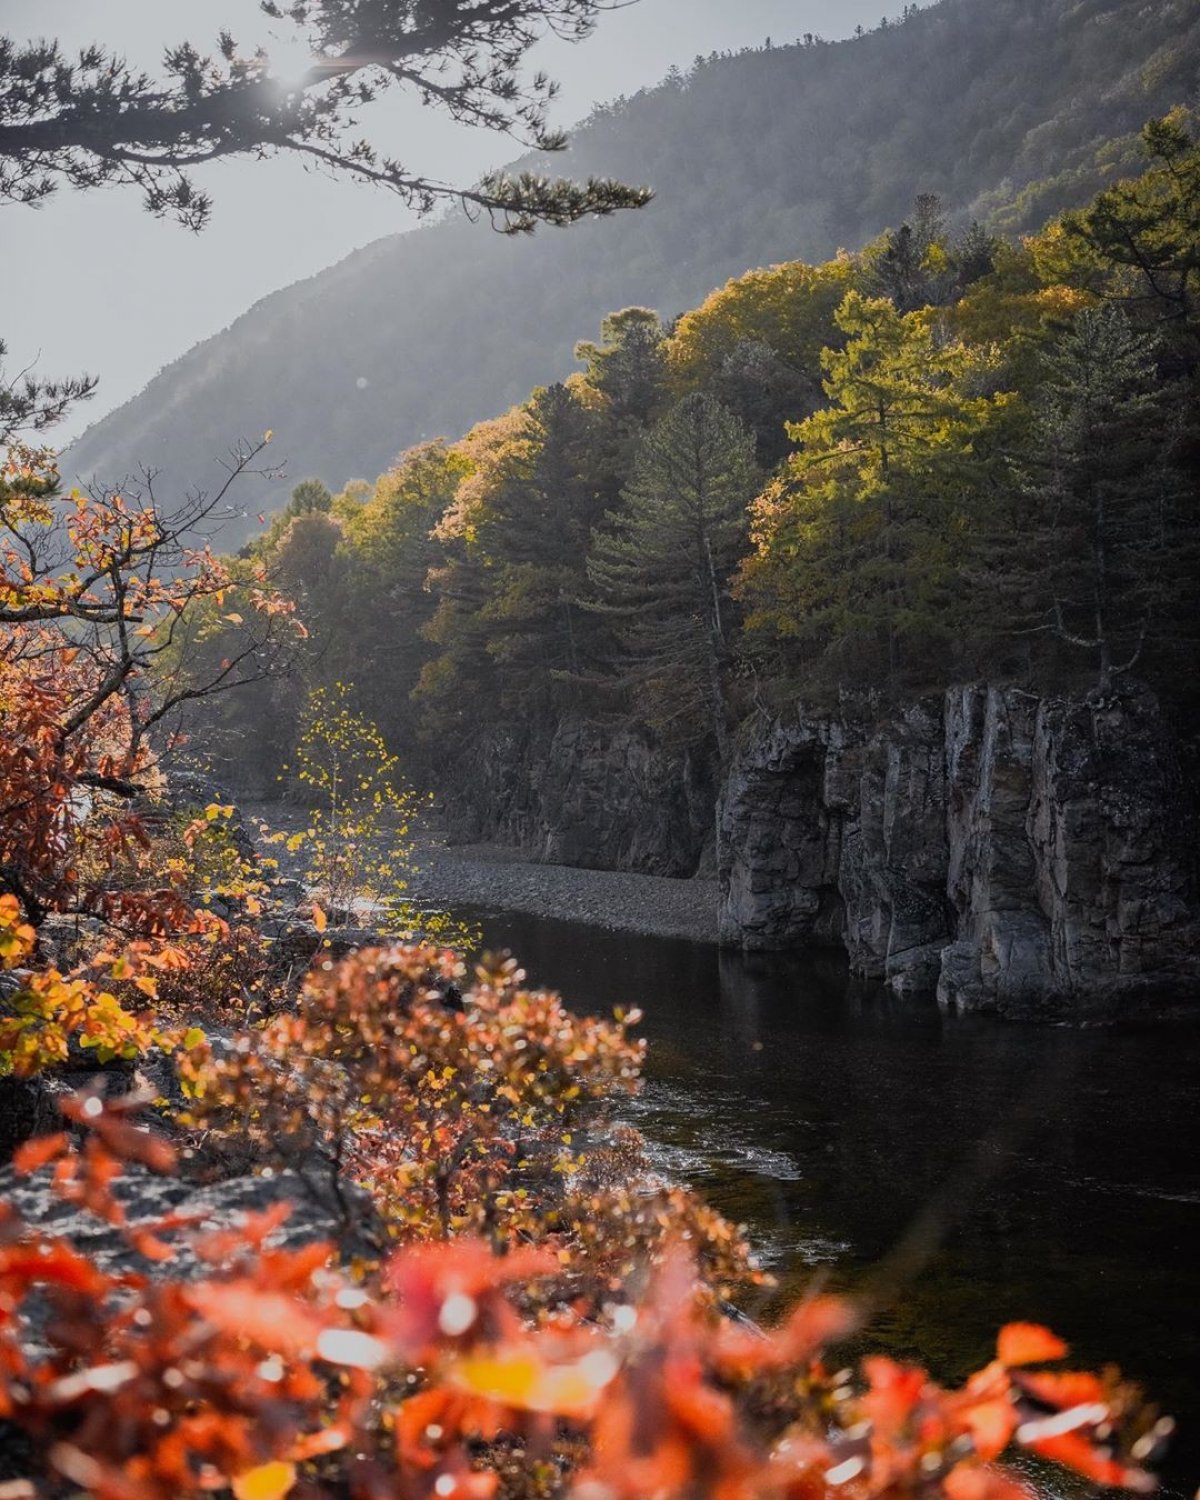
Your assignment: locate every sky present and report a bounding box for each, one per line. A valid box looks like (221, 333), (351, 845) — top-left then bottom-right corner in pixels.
(2, 1), (923, 441)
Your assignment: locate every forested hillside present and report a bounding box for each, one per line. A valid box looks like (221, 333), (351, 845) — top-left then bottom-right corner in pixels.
(182, 112), (1199, 799)
(65, 0), (1200, 544)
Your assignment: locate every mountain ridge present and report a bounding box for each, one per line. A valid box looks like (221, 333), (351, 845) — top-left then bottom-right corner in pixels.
(63, 0), (1200, 542)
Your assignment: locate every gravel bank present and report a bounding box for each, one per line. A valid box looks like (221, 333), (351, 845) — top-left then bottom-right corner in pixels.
(243, 804), (720, 945)
(406, 839), (719, 944)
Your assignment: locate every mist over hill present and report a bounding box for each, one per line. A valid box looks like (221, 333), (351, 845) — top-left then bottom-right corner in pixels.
(64, 0), (1200, 543)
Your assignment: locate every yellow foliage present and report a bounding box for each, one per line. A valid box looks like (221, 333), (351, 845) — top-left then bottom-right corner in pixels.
(665, 254), (853, 392)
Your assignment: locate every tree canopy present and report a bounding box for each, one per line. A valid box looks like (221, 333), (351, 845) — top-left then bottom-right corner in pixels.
(62, 0), (1200, 517)
(190, 113), (1200, 798)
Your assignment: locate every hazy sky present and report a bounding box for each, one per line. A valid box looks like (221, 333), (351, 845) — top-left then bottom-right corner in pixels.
(3, 1), (921, 440)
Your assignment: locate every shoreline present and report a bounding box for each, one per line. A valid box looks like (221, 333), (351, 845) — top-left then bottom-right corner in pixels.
(242, 802), (720, 945)
(406, 838), (721, 945)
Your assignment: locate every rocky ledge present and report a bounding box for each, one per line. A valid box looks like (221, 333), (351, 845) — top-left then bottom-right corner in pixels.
(718, 684), (1200, 1019)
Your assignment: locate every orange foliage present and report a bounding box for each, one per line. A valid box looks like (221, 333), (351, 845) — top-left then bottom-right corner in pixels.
(1, 447), (294, 1075)
(0, 937), (1170, 1500)
(0, 1080), (1164, 1500)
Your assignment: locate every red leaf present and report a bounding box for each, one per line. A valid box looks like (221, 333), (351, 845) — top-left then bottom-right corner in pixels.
(997, 1323), (1068, 1367)
(862, 1356), (926, 1433)
(12, 1132), (69, 1175)
(1015, 1370), (1106, 1410)
(1027, 1431), (1143, 1488)
(776, 1293), (857, 1362)
(0, 1240), (110, 1297)
(945, 1464), (1038, 1500)
(188, 1283), (323, 1356)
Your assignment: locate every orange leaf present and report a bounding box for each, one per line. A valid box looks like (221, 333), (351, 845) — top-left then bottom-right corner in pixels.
(1015, 1371), (1106, 1410)
(312, 903), (327, 933)
(997, 1323), (1067, 1367)
(188, 1285), (321, 1356)
(128, 1227), (178, 1263)
(0, 1241), (110, 1296)
(862, 1356), (925, 1433)
(963, 1398), (1019, 1461)
(945, 1464), (1037, 1500)
(12, 1132), (69, 1174)
(777, 1293), (857, 1362)
(290, 1426), (350, 1461)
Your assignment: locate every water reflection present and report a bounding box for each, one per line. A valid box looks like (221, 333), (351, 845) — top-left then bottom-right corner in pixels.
(462, 904), (1200, 1495)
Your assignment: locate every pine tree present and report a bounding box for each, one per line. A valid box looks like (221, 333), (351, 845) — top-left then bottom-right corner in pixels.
(1014, 304), (1186, 692)
(586, 394), (759, 757)
(0, 5), (650, 234)
(1065, 112), (1200, 346)
(739, 291), (1014, 693)
(576, 309), (668, 428)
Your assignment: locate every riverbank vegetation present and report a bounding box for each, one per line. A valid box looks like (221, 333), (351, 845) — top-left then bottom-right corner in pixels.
(1, 2), (1195, 1489)
(0, 436), (1177, 1495)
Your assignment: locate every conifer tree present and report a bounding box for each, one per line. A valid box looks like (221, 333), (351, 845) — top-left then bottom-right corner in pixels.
(1065, 112), (1200, 344)
(0, 4), (650, 233)
(739, 291), (1013, 692)
(586, 393), (759, 757)
(576, 309), (669, 428)
(1013, 304), (1186, 692)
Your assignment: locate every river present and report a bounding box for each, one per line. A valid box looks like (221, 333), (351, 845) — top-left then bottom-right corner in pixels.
(463, 905), (1200, 1496)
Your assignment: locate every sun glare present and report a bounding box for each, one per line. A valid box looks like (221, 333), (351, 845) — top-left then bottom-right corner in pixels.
(265, 38), (317, 92)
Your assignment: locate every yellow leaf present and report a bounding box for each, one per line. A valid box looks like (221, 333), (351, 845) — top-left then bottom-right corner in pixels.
(232, 1462), (296, 1500)
(453, 1349), (618, 1419)
(224, 612), (244, 625)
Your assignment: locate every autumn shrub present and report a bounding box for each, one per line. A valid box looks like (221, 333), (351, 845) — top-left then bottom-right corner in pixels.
(274, 683), (476, 950)
(0, 447), (295, 1079)
(0, 893), (165, 1077)
(179, 947), (643, 1251)
(0, 1075), (1169, 1500)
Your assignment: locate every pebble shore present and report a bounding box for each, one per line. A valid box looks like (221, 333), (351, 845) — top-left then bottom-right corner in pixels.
(243, 803), (720, 945)
(405, 838), (720, 945)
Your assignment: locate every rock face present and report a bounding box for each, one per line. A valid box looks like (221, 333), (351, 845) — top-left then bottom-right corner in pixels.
(447, 716), (716, 878)
(718, 684), (1200, 1019)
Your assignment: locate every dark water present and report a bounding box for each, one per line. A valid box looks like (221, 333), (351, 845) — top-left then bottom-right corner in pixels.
(465, 906), (1200, 1495)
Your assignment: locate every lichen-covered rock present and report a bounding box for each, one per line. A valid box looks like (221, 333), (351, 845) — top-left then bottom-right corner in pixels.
(718, 684), (1200, 1020)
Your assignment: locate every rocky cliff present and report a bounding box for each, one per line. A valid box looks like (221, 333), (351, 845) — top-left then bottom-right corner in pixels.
(719, 684), (1200, 1019)
(446, 716), (716, 879)
(441, 685), (1198, 1018)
